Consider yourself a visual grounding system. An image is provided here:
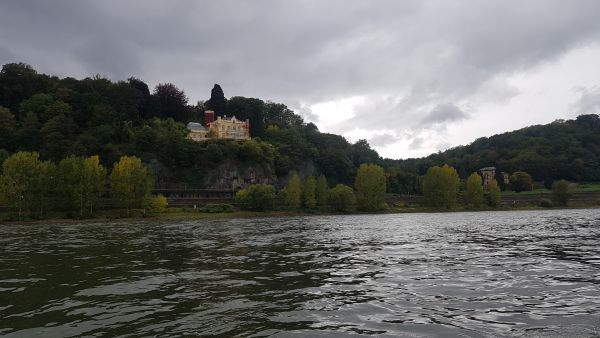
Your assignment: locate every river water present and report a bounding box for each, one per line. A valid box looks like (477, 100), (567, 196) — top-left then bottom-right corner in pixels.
(1, 209), (599, 337)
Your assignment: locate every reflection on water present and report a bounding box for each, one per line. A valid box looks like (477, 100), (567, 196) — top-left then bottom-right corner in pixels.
(1, 209), (599, 337)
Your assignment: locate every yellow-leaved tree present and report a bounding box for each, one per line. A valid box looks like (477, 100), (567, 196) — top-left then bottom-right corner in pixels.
(285, 171), (302, 209)
(464, 172), (484, 208)
(109, 156), (152, 216)
(422, 164), (460, 209)
(355, 163), (387, 211)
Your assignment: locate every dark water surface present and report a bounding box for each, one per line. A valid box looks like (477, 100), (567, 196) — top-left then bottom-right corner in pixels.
(1, 209), (600, 337)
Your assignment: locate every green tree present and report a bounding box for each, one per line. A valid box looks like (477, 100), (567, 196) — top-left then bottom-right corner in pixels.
(41, 114), (79, 161)
(510, 171), (533, 192)
(422, 164), (460, 209)
(236, 184), (277, 211)
(35, 160), (57, 218)
(302, 176), (317, 209)
(0, 106), (17, 151)
(57, 156), (86, 217)
(83, 155), (107, 216)
(327, 184), (356, 212)
(485, 179), (501, 208)
(206, 84), (227, 117)
(552, 180), (572, 206)
(464, 172), (484, 208)
(0, 151), (44, 219)
(109, 155), (153, 215)
(285, 171), (302, 208)
(315, 174), (328, 207)
(151, 83), (190, 121)
(355, 163), (387, 211)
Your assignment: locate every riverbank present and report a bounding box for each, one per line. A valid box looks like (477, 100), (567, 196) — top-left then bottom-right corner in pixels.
(2, 203), (599, 225)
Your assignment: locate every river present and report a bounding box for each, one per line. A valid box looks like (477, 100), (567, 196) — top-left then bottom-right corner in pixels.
(1, 209), (599, 337)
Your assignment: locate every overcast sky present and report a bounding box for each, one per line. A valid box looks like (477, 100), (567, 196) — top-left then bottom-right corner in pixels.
(2, 1), (600, 159)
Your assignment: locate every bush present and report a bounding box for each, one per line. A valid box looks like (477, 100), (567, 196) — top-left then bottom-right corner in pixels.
(236, 184), (277, 211)
(552, 180), (572, 206)
(539, 198), (553, 208)
(199, 203), (235, 213)
(510, 171), (533, 192)
(327, 184), (356, 212)
(147, 194), (168, 213)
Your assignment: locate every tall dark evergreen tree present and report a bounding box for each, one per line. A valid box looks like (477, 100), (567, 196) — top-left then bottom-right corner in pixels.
(206, 84), (226, 117)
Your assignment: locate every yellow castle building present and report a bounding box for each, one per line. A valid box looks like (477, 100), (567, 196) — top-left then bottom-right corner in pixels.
(187, 110), (250, 141)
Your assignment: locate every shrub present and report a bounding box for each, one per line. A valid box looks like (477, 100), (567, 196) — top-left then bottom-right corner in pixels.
(147, 194), (168, 213)
(510, 171), (533, 192)
(236, 184), (277, 211)
(327, 184), (356, 212)
(539, 198), (553, 208)
(552, 180), (572, 206)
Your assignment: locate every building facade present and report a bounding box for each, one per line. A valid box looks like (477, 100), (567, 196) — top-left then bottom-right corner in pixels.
(187, 110), (250, 141)
(479, 167), (496, 186)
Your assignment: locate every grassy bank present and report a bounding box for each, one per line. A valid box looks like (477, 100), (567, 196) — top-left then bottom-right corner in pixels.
(2, 202), (599, 225)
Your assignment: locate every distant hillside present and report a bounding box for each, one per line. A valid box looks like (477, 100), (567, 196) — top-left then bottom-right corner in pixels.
(394, 114), (600, 184)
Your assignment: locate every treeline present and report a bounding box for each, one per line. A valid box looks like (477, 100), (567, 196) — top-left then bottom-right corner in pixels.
(395, 114), (600, 184)
(421, 164), (575, 209)
(0, 151), (166, 220)
(236, 163), (388, 212)
(0, 63), (405, 189)
(1, 62), (597, 192)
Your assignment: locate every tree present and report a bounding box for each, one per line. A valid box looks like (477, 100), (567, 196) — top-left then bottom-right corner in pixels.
(485, 179), (501, 208)
(510, 171), (533, 192)
(552, 180), (572, 206)
(302, 176), (317, 209)
(57, 156), (86, 216)
(422, 164), (460, 209)
(315, 174), (328, 207)
(0, 151), (44, 219)
(40, 114), (79, 161)
(327, 184), (356, 212)
(236, 184), (277, 211)
(464, 172), (484, 208)
(206, 84), (227, 117)
(355, 163), (386, 211)
(109, 156), (153, 215)
(151, 83), (190, 121)
(82, 155), (107, 216)
(285, 171), (302, 208)
(0, 106), (17, 151)
(34, 160), (57, 218)
(227, 96), (266, 137)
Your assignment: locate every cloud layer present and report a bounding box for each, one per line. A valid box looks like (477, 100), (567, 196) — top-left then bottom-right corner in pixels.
(1, 1), (600, 158)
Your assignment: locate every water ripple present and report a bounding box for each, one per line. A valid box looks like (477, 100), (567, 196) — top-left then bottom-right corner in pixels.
(1, 209), (599, 337)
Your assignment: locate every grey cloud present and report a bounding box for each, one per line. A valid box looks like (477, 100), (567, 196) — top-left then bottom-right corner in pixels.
(570, 86), (600, 116)
(1, 1), (600, 157)
(409, 137), (425, 150)
(368, 133), (399, 147)
(421, 103), (468, 125)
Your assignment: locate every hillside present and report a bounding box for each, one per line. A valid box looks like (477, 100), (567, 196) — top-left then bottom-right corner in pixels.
(0, 63), (382, 189)
(393, 114), (600, 185)
(1, 62), (598, 193)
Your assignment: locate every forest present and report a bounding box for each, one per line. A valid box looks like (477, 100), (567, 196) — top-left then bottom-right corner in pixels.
(0, 62), (599, 195)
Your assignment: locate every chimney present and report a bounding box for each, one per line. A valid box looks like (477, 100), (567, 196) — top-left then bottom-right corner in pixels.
(204, 110), (215, 126)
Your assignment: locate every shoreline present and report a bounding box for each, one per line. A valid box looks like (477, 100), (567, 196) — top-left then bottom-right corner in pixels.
(2, 204), (598, 225)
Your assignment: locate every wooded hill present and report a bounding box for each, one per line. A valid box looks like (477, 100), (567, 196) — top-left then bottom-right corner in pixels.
(0, 62), (598, 192)
(392, 114), (600, 186)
